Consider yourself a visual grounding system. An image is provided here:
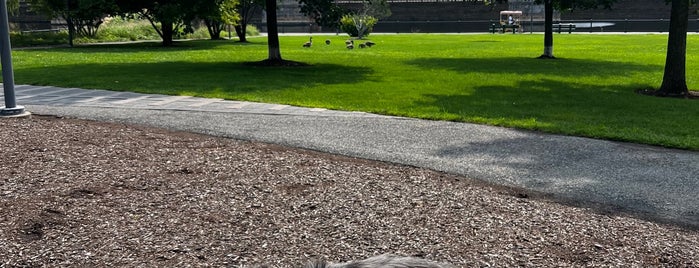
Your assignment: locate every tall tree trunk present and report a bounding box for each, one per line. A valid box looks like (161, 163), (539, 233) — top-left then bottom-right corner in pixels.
(161, 21), (174, 46)
(539, 0), (554, 59)
(658, 0), (689, 97)
(235, 24), (247, 42)
(205, 19), (223, 40)
(66, 15), (74, 47)
(265, 0), (282, 61)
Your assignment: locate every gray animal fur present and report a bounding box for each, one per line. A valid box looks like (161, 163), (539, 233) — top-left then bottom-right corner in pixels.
(303, 254), (456, 268)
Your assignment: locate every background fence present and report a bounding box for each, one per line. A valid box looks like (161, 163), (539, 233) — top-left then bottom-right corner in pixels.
(271, 19), (699, 34)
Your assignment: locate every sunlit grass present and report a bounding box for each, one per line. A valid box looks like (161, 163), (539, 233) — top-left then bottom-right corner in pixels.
(9, 34), (699, 150)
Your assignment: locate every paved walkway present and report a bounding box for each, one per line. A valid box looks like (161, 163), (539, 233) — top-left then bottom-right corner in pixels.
(5, 84), (387, 118)
(4, 85), (699, 230)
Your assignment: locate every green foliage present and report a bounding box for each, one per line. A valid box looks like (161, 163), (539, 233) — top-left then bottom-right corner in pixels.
(92, 16), (161, 42)
(232, 0), (264, 41)
(362, 0), (391, 19)
(10, 31), (69, 47)
(244, 24), (259, 36)
(9, 34), (699, 150)
(114, 0), (244, 44)
(335, 0), (389, 38)
(8, 0), (20, 14)
(339, 14), (377, 38)
(28, 0), (118, 37)
(189, 0), (240, 40)
(207, 24), (259, 39)
(12, 16), (254, 44)
(299, 0), (345, 28)
(114, 0), (192, 45)
(219, 0), (241, 25)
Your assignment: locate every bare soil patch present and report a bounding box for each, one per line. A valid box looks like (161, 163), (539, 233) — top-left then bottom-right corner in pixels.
(1, 115), (697, 267)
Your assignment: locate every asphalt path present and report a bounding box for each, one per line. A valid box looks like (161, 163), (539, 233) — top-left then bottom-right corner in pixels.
(5, 85), (698, 229)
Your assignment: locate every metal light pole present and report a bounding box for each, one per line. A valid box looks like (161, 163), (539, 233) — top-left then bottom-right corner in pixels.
(0, 0), (28, 117)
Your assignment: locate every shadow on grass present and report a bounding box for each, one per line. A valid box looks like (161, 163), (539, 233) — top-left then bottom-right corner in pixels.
(413, 78), (697, 146)
(420, 79), (699, 229)
(15, 61), (372, 96)
(406, 57), (660, 77)
(68, 39), (266, 53)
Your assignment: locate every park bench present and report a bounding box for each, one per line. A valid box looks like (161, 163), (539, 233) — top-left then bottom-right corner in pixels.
(554, 23), (576, 34)
(489, 23), (520, 34)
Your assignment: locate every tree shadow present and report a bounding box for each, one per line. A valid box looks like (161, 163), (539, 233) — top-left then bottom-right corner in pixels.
(416, 78), (651, 121)
(432, 130), (699, 230)
(405, 57), (660, 77)
(411, 78), (698, 149)
(69, 39), (266, 53)
(15, 61), (372, 96)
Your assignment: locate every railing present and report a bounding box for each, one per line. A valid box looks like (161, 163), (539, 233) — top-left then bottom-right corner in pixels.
(265, 19), (699, 34)
(335, 0), (485, 3)
(366, 19), (699, 34)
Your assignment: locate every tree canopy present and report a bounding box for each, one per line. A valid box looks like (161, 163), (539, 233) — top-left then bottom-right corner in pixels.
(233, 0), (263, 42)
(114, 0), (196, 46)
(299, 0), (345, 29)
(29, 0), (117, 39)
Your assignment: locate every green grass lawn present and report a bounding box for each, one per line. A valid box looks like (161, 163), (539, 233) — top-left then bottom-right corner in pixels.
(9, 34), (699, 150)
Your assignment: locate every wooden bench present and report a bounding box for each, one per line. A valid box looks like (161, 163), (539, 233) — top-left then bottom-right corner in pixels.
(489, 23), (520, 34)
(489, 23), (499, 33)
(554, 23), (576, 34)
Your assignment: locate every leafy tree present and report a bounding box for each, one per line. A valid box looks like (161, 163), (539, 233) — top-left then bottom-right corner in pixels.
(234, 0), (263, 42)
(189, 0), (240, 40)
(183, 0), (239, 40)
(342, 0), (391, 39)
(8, 0), (20, 14)
(656, 0), (694, 97)
(28, 0), (117, 44)
(362, 0), (391, 19)
(300, 0), (389, 37)
(115, 0), (195, 46)
(339, 14), (377, 38)
(218, 0), (240, 37)
(299, 0), (345, 29)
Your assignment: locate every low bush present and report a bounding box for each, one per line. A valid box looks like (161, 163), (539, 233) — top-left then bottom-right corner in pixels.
(213, 24), (260, 39)
(10, 31), (69, 47)
(339, 14), (377, 39)
(94, 17), (161, 42)
(245, 24), (260, 37)
(11, 17), (259, 45)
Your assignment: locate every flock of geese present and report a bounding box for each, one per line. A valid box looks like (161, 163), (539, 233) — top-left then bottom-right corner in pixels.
(302, 37), (376, 49)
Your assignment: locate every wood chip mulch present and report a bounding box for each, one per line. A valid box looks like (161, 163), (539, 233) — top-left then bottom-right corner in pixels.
(1, 115), (697, 267)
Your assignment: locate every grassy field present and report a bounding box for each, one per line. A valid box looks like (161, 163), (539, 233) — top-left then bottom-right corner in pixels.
(9, 34), (699, 150)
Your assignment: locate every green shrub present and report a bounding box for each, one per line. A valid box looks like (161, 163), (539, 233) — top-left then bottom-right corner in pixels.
(340, 14), (377, 39)
(212, 24), (260, 39)
(94, 17), (160, 42)
(11, 18), (263, 45)
(245, 24), (260, 36)
(10, 31), (69, 47)
(191, 27), (212, 40)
